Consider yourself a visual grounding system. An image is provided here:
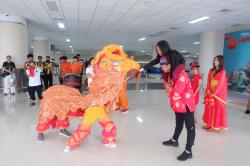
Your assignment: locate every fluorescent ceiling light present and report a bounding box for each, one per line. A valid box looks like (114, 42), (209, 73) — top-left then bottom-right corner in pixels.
(193, 41), (200, 45)
(139, 37), (146, 41)
(66, 39), (71, 42)
(57, 22), (65, 29)
(56, 51), (60, 54)
(189, 16), (210, 24)
(141, 50), (145, 52)
(69, 46), (73, 48)
(180, 50), (187, 53)
(119, 45), (124, 48)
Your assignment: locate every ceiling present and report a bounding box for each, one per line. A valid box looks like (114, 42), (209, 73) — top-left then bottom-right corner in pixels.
(1, 0), (250, 57)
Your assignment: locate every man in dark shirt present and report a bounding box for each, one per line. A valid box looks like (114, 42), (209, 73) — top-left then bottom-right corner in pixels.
(43, 56), (54, 89)
(2, 55), (16, 95)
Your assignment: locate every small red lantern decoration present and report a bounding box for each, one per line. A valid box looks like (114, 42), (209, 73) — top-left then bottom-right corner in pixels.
(227, 38), (237, 49)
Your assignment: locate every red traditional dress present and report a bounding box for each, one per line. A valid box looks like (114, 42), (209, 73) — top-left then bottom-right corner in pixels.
(168, 65), (195, 113)
(203, 68), (228, 130)
(191, 74), (202, 106)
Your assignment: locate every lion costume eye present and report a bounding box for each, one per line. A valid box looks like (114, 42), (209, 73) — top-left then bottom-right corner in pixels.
(100, 58), (112, 70)
(112, 61), (120, 66)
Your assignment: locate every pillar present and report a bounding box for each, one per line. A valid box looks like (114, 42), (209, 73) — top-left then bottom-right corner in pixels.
(0, 14), (28, 90)
(33, 36), (51, 61)
(199, 30), (224, 88)
(0, 14), (28, 68)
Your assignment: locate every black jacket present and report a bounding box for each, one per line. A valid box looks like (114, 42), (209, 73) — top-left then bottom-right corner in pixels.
(142, 55), (161, 71)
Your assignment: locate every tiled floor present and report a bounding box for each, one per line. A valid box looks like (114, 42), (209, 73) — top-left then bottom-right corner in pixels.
(0, 90), (249, 166)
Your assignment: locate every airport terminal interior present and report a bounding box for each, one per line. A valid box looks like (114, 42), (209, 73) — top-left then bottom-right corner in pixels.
(0, 0), (250, 166)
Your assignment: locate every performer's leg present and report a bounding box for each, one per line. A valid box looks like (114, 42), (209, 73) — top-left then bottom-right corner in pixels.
(245, 96), (250, 114)
(28, 86), (36, 105)
(163, 112), (184, 147)
(65, 106), (101, 151)
(99, 120), (117, 147)
(36, 85), (43, 100)
(48, 74), (53, 87)
(172, 112), (185, 141)
(119, 82), (129, 112)
(177, 106), (195, 161)
(3, 75), (10, 95)
(43, 75), (48, 89)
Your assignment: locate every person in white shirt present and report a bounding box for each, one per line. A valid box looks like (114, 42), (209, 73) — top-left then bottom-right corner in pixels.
(26, 61), (43, 106)
(86, 58), (95, 86)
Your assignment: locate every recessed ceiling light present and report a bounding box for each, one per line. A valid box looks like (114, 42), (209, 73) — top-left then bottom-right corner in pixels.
(141, 50), (145, 52)
(195, 52), (200, 55)
(193, 41), (200, 45)
(120, 45), (124, 48)
(180, 50), (187, 53)
(56, 51), (60, 54)
(57, 22), (65, 29)
(189, 16), (210, 24)
(139, 37), (146, 41)
(69, 46), (73, 48)
(66, 39), (71, 42)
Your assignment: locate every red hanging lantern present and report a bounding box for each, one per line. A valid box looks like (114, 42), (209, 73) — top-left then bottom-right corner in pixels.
(227, 38), (237, 49)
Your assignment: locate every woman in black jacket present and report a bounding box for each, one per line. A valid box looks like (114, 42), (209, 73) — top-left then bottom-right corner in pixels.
(140, 40), (171, 72)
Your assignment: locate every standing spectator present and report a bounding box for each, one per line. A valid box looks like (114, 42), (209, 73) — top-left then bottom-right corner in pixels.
(43, 56), (54, 89)
(202, 55), (228, 130)
(71, 56), (82, 75)
(86, 58), (94, 86)
(37, 56), (44, 88)
(24, 54), (34, 98)
(2, 55), (16, 95)
(189, 62), (203, 123)
(26, 61), (43, 106)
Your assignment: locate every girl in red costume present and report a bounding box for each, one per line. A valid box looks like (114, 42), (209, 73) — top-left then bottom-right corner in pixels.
(189, 62), (203, 123)
(162, 52), (195, 161)
(202, 55), (228, 131)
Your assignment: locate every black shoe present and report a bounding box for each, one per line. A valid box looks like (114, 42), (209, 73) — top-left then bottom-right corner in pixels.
(245, 110), (250, 114)
(30, 102), (36, 106)
(162, 139), (179, 147)
(4, 93), (8, 96)
(37, 133), (44, 142)
(177, 151), (193, 161)
(59, 129), (71, 137)
(11, 93), (15, 95)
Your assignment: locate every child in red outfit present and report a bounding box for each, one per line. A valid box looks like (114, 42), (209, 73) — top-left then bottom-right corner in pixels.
(189, 62), (203, 123)
(161, 53), (196, 161)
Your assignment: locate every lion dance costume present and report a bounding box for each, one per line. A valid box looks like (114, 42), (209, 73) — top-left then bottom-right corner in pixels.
(36, 44), (140, 152)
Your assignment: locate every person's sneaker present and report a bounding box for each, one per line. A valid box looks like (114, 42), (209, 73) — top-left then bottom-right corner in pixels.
(162, 139), (179, 147)
(11, 93), (15, 96)
(121, 109), (129, 113)
(59, 129), (71, 137)
(177, 150), (193, 161)
(64, 146), (71, 153)
(4, 93), (8, 96)
(30, 102), (36, 106)
(245, 110), (250, 114)
(202, 125), (211, 129)
(104, 142), (117, 148)
(37, 133), (44, 143)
